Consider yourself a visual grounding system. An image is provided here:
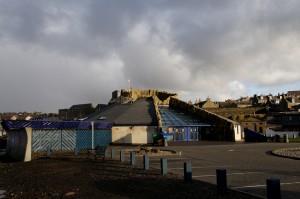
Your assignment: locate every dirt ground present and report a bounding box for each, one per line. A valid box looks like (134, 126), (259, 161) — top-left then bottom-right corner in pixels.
(0, 148), (261, 199)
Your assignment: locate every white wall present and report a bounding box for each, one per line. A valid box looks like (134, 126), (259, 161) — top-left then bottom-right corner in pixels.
(233, 124), (242, 141)
(266, 129), (299, 138)
(112, 126), (157, 144)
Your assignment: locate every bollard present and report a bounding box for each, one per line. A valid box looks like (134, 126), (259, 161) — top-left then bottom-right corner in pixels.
(216, 169), (227, 194)
(47, 146), (51, 158)
(143, 155), (149, 170)
(164, 138), (168, 147)
(161, 158), (168, 175)
(111, 148), (115, 159)
(283, 134), (289, 143)
(267, 178), (281, 199)
(130, 152), (136, 165)
(73, 148), (78, 156)
(120, 149), (125, 162)
(293, 134), (296, 139)
(184, 162), (192, 183)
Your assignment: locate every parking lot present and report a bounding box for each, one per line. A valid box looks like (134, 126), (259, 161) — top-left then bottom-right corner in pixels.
(146, 142), (300, 199)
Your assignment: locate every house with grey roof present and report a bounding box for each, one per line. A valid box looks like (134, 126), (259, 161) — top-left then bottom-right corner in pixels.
(86, 97), (158, 144)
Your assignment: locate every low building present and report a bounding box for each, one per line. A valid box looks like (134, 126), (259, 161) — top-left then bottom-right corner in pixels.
(266, 112), (300, 138)
(1, 120), (113, 161)
(231, 114), (266, 134)
(87, 97), (158, 145)
(59, 103), (96, 120)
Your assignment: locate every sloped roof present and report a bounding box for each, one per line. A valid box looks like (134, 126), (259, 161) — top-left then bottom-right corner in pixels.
(70, 103), (93, 110)
(287, 91), (300, 96)
(159, 106), (210, 127)
(86, 98), (157, 126)
(0, 114), (17, 120)
(1, 120), (113, 131)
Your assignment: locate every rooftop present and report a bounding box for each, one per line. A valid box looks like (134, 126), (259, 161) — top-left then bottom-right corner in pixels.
(87, 98), (157, 126)
(159, 106), (210, 127)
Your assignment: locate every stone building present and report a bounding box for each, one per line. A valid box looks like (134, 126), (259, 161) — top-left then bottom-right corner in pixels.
(59, 103), (96, 120)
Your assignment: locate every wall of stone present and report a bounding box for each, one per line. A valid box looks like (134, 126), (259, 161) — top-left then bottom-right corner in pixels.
(152, 96), (162, 129)
(169, 98), (241, 141)
(120, 89), (178, 105)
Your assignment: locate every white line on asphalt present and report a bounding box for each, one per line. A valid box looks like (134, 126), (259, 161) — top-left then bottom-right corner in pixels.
(232, 182), (300, 189)
(193, 172), (264, 178)
(150, 158), (190, 164)
(169, 165), (241, 170)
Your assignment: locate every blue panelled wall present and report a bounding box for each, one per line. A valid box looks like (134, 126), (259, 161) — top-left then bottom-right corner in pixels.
(32, 129), (112, 152)
(2, 120), (113, 152)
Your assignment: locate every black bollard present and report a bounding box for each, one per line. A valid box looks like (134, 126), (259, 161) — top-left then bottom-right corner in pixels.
(184, 162), (192, 183)
(120, 149), (125, 162)
(161, 158), (168, 175)
(47, 146), (51, 158)
(216, 169), (227, 194)
(111, 148), (115, 159)
(267, 178), (281, 199)
(130, 152), (136, 165)
(73, 148), (78, 156)
(143, 155), (149, 170)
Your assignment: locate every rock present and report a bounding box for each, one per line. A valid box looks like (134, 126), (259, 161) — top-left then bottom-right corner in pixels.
(64, 192), (76, 196)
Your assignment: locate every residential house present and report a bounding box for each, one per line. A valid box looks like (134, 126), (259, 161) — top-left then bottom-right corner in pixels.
(0, 114), (18, 120)
(231, 114), (267, 134)
(287, 90), (300, 97)
(266, 112), (300, 138)
(59, 103), (96, 120)
(195, 97), (219, 108)
(218, 101), (238, 108)
(278, 95), (300, 112)
(252, 94), (268, 107)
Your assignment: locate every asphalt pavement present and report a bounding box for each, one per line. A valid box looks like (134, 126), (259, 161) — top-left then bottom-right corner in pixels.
(145, 141), (300, 199)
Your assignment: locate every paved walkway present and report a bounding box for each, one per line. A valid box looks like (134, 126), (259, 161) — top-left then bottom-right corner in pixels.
(272, 147), (300, 159)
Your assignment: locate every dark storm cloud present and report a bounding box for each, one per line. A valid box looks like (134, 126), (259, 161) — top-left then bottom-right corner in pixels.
(0, 0), (300, 112)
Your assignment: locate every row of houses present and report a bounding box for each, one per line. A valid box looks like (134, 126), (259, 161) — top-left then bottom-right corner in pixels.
(0, 112), (59, 121)
(195, 92), (300, 112)
(192, 91), (300, 136)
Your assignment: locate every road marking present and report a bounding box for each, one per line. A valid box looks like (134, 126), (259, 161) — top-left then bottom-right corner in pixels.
(169, 165), (241, 170)
(193, 172), (263, 178)
(232, 182), (300, 189)
(150, 158), (190, 164)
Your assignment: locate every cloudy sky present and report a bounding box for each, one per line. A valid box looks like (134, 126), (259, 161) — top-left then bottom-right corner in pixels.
(1, 0), (300, 113)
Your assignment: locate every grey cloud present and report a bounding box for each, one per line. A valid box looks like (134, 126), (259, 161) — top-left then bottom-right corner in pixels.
(1, 0), (300, 112)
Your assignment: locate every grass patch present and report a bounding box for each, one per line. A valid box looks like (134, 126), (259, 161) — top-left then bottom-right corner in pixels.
(289, 137), (300, 142)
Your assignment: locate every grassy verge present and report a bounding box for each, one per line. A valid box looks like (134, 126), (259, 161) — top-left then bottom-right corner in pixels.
(289, 137), (300, 143)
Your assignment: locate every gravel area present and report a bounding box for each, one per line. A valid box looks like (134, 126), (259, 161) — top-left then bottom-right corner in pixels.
(0, 151), (260, 199)
(272, 147), (300, 159)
